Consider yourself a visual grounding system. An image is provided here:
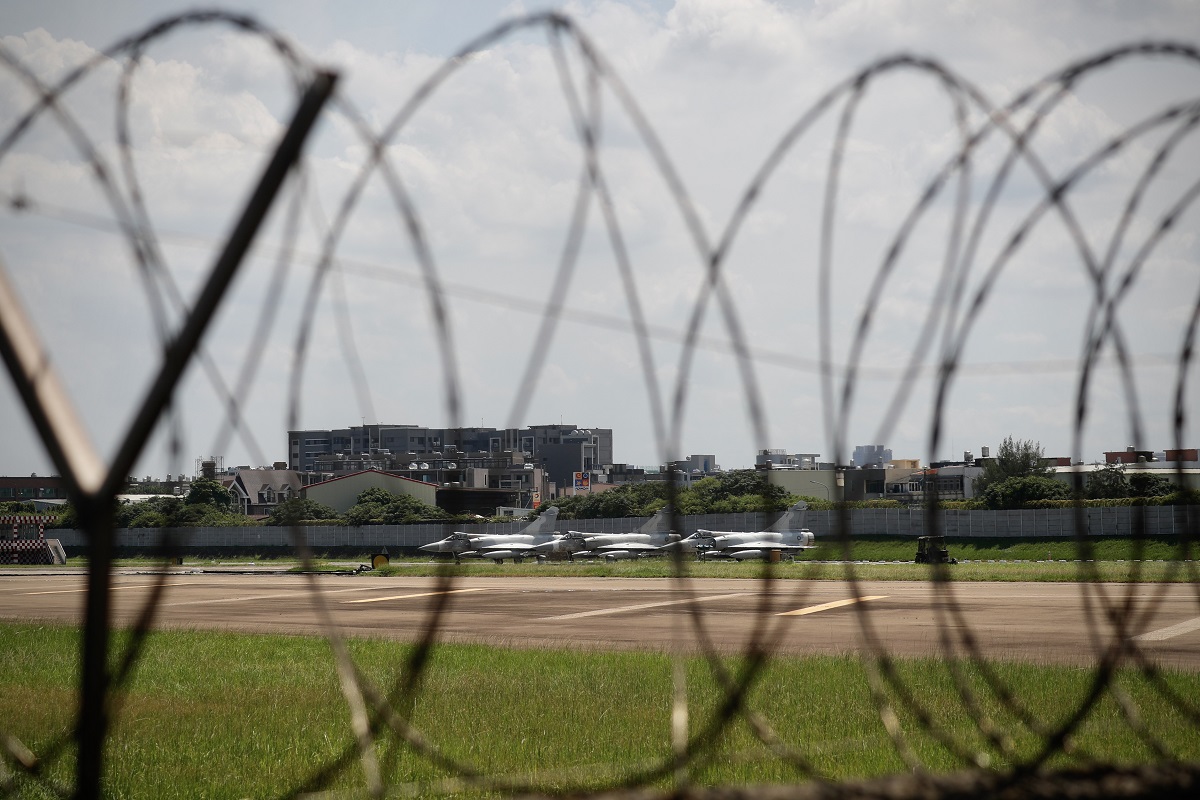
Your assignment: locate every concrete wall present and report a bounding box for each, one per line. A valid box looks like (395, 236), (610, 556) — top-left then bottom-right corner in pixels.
(49, 505), (1198, 555)
(766, 470), (840, 501)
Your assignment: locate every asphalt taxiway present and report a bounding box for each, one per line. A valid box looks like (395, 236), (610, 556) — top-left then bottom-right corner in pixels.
(1, 572), (1197, 668)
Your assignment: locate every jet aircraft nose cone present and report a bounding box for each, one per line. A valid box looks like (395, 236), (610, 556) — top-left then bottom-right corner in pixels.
(418, 542), (441, 552)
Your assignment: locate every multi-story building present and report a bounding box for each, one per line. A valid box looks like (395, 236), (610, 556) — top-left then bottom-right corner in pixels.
(755, 450), (826, 470)
(852, 444), (892, 468)
(1105, 447), (1199, 466)
(884, 465), (985, 504)
(1054, 447), (1200, 491)
(287, 423), (612, 507)
(661, 454), (720, 477)
(0, 475), (69, 503)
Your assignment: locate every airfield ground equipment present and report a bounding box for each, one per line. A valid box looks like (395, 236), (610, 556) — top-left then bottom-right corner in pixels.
(915, 535), (956, 565)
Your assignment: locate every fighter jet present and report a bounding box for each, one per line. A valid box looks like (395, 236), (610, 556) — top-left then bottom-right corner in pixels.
(534, 507), (678, 561)
(418, 507), (561, 563)
(660, 501), (813, 560)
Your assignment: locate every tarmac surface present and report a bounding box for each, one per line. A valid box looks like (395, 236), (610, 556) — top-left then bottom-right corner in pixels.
(1, 571), (1198, 668)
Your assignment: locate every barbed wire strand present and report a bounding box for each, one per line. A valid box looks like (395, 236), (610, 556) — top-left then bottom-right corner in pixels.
(1, 9), (1198, 799)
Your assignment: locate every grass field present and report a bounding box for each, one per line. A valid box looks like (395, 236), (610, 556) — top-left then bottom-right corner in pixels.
(368, 557), (1196, 582)
(2, 623), (1197, 798)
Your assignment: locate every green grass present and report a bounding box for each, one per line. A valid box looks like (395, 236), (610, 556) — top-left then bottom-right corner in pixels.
(373, 557), (1195, 582)
(806, 535), (1192, 563)
(35, 537), (1196, 582)
(1, 623), (1197, 797)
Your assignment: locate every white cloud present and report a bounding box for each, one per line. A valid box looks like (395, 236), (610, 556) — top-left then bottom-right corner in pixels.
(1, 0), (1198, 480)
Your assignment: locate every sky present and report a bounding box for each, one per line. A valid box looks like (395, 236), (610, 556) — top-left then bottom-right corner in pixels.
(1, 0), (1198, 482)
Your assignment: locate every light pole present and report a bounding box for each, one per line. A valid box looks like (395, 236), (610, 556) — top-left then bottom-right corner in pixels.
(805, 479), (831, 501)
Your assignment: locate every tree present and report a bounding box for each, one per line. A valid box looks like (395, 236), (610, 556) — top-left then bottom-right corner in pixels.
(975, 436), (1054, 494)
(539, 470), (791, 519)
(688, 470), (792, 513)
(1086, 465), (1129, 500)
(185, 477), (232, 509)
(1129, 472), (1173, 498)
(114, 496), (182, 528)
(345, 488), (447, 525)
(266, 498), (340, 526)
(980, 475), (1070, 509)
(355, 487), (398, 506)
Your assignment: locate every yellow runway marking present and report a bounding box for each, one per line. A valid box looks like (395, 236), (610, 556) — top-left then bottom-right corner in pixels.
(25, 583), (188, 595)
(343, 588), (489, 604)
(540, 592), (750, 621)
(777, 595), (887, 616)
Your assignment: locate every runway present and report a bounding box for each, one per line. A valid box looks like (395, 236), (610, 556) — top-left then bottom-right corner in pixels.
(1, 572), (1198, 668)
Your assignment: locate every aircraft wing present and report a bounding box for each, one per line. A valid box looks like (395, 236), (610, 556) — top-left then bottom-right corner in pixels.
(478, 542), (540, 552)
(715, 540), (813, 551)
(596, 542), (659, 552)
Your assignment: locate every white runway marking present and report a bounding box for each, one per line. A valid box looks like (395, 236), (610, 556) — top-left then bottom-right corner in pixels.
(343, 588), (488, 604)
(161, 585), (383, 607)
(24, 583), (188, 595)
(540, 592), (750, 621)
(1133, 616), (1200, 642)
(777, 595), (887, 616)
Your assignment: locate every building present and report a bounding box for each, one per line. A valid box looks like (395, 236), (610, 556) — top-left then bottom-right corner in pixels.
(1104, 447), (1199, 467)
(0, 475), (68, 503)
(538, 428), (611, 490)
(1105, 447), (1156, 465)
(287, 423), (612, 506)
(226, 468), (307, 517)
(303, 470), (438, 514)
(852, 445), (892, 469)
(755, 450), (826, 470)
(663, 454), (720, 476)
(842, 467), (908, 501)
(764, 468), (841, 501)
(885, 465), (985, 504)
(1054, 447), (1200, 492)
(591, 463), (649, 489)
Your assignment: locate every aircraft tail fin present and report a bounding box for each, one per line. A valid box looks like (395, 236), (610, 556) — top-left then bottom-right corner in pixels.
(521, 506), (559, 534)
(637, 506), (672, 534)
(767, 500), (809, 532)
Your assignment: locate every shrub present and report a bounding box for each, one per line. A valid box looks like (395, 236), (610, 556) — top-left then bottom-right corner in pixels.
(981, 476), (1070, 510)
(266, 498), (340, 526)
(345, 489), (447, 525)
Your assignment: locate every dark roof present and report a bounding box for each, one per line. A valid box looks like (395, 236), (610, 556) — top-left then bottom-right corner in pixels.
(231, 469), (304, 496)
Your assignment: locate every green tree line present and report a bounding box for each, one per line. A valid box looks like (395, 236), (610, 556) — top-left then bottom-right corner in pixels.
(966, 437), (1189, 510)
(16, 456), (1194, 529)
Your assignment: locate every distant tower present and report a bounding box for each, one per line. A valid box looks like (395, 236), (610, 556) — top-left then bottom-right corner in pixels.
(196, 456), (223, 479)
